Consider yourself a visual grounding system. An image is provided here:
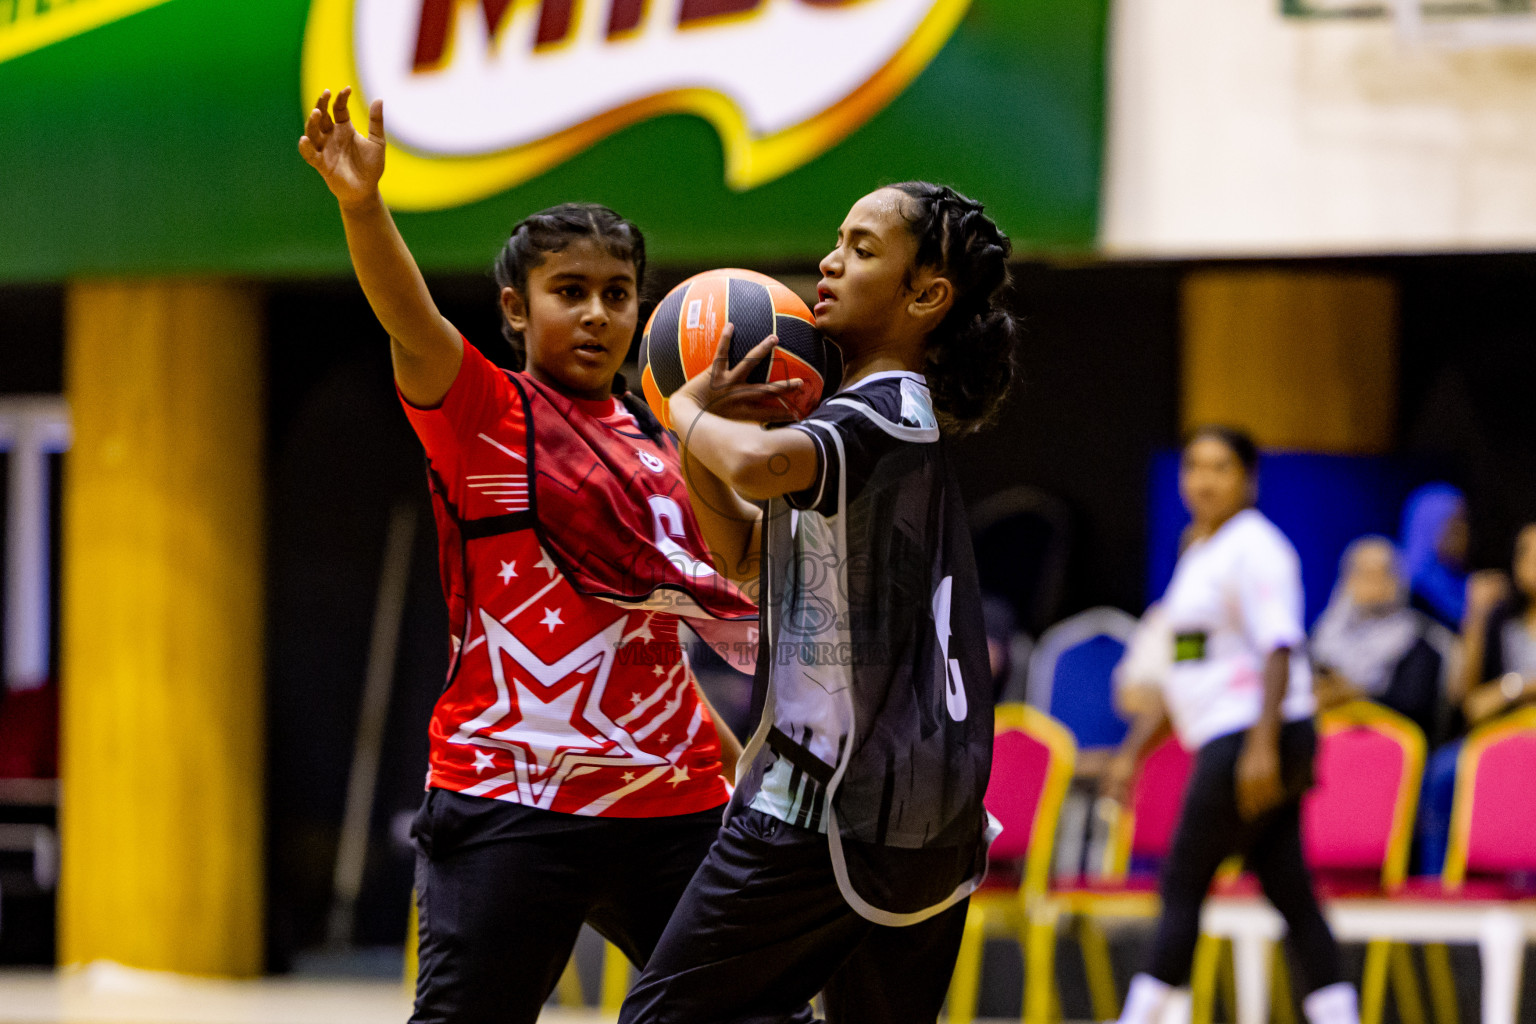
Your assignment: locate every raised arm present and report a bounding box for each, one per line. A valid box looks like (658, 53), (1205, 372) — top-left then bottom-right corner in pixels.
(298, 88), (462, 407)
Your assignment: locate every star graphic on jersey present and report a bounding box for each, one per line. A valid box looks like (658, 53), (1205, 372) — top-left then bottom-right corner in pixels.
(541, 607), (564, 632)
(652, 665), (665, 677)
(668, 765), (690, 787)
(622, 771), (636, 783)
(535, 549), (559, 579)
(659, 732), (670, 743)
(472, 749), (496, 775)
(629, 693), (644, 706)
(450, 611), (667, 811)
(498, 560), (518, 584)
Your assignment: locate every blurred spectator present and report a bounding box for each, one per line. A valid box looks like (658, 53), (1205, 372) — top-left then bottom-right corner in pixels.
(1416, 522), (1536, 874)
(1454, 526), (1536, 729)
(1113, 601), (1173, 720)
(1310, 537), (1446, 742)
(982, 592), (1018, 701)
(1400, 483), (1470, 631)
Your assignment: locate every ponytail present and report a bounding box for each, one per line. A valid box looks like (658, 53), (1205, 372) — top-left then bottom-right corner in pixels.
(889, 182), (1019, 433)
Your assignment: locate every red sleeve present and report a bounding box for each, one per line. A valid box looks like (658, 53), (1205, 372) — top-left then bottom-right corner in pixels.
(398, 342), (517, 506)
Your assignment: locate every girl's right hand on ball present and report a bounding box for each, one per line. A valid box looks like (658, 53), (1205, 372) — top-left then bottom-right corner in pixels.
(674, 324), (804, 425)
(298, 87), (386, 208)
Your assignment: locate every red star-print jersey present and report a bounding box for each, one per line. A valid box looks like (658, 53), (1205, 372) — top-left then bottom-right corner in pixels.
(402, 343), (730, 817)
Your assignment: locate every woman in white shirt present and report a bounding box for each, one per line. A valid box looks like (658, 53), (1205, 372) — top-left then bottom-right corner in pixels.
(1102, 427), (1358, 1024)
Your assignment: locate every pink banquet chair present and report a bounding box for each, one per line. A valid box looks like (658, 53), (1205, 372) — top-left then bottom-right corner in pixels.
(948, 703), (1075, 1024)
(1028, 734), (1194, 1023)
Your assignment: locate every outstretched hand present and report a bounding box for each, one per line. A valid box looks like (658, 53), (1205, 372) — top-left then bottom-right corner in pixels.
(298, 87), (386, 208)
(672, 324), (805, 426)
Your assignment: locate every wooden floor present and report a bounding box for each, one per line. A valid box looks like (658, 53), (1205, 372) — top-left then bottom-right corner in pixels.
(0, 965), (1030, 1024)
(0, 968), (1045, 1024)
(0, 965), (598, 1024)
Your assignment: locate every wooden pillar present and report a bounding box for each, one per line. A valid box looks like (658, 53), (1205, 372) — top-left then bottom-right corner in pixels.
(59, 279), (265, 976)
(1181, 269), (1398, 454)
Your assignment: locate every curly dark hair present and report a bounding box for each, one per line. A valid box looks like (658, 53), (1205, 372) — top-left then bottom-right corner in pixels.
(888, 181), (1019, 433)
(491, 203), (647, 372)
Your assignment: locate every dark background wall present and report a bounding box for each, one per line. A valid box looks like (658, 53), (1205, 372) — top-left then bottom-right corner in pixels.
(1395, 255), (1536, 568)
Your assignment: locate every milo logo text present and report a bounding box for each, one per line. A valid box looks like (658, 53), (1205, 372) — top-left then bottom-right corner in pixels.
(413, 1), (867, 68)
(303, 0), (970, 210)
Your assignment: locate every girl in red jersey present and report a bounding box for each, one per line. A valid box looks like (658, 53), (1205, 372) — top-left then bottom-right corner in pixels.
(298, 88), (764, 1024)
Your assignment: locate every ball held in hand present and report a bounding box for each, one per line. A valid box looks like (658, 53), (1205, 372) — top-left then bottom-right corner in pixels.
(639, 269), (842, 429)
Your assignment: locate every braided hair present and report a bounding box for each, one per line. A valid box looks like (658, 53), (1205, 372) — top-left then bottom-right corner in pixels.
(888, 182), (1019, 433)
(491, 203), (647, 373)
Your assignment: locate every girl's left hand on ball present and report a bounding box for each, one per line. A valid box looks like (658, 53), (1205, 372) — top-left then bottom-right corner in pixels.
(672, 325), (804, 425)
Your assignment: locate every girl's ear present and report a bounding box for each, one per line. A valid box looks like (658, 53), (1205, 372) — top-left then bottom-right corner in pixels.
(501, 286), (529, 335)
(907, 271), (955, 325)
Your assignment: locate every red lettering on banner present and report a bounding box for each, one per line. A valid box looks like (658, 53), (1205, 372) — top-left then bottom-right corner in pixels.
(534, 0), (575, 46)
(678, 0), (856, 22)
(414, 0), (863, 68)
(413, 0), (514, 69)
(606, 0), (645, 37)
(677, 0), (760, 25)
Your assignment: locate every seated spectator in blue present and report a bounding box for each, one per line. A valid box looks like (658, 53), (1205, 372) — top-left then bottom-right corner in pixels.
(1400, 483), (1470, 631)
(1416, 522), (1536, 874)
(1310, 537), (1447, 743)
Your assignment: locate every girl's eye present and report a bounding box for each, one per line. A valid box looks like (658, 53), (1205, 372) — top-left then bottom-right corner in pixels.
(854, 248), (872, 259)
(560, 285), (584, 298)
(606, 289), (629, 303)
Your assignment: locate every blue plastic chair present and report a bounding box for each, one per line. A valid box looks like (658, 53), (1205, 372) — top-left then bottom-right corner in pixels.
(1027, 607), (1137, 750)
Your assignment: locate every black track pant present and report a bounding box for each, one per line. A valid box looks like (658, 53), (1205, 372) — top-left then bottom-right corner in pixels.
(1147, 719), (1342, 996)
(618, 807), (969, 1024)
(409, 788), (725, 1024)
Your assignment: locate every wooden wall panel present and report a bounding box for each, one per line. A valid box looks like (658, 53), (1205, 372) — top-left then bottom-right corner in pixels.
(1182, 270), (1398, 454)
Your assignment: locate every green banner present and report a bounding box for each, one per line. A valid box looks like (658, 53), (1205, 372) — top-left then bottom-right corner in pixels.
(0, 0), (1105, 282)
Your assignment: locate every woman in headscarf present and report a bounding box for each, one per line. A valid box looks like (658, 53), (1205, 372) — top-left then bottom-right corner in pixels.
(1311, 536), (1448, 742)
(1399, 483), (1470, 631)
